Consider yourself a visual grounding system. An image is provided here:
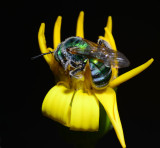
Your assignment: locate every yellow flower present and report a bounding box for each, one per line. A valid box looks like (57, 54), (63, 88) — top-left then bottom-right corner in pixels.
(38, 11), (154, 148)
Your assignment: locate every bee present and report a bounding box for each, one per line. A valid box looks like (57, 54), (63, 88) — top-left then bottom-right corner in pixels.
(32, 37), (130, 89)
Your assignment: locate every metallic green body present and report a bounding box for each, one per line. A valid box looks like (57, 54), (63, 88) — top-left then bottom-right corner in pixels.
(54, 37), (112, 88)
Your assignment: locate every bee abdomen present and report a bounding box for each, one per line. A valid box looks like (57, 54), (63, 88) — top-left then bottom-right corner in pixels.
(89, 59), (112, 88)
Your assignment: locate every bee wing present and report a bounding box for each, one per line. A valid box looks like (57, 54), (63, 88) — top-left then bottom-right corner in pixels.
(68, 38), (130, 68)
(102, 48), (130, 68)
(83, 39), (130, 68)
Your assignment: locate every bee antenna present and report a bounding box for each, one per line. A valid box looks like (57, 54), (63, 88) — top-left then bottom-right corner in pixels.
(31, 51), (54, 60)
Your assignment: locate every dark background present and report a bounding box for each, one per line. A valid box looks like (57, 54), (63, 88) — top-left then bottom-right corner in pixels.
(1, 1), (160, 148)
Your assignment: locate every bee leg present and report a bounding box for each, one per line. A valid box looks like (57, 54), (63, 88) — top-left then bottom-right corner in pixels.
(69, 60), (77, 68)
(63, 60), (69, 71)
(97, 39), (111, 49)
(97, 39), (103, 45)
(69, 64), (85, 79)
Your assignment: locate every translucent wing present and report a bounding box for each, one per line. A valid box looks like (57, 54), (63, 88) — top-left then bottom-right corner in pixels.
(68, 38), (130, 68)
(102, 48), (130, 68)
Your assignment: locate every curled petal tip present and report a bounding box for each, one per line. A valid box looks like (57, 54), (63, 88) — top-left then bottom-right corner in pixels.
(150, 58), (154, 62)
(58, 15), (62, 19)
(57, 16), (62, 23)
(104, 26), (117, 51)
(107, 16), (112, 33)
(94, 88), (126, 147)
(38, 23), (45, 36)
(53, 15), (62, 49)
(38, 22), (51, 63)
(40, 22), (45, 28)
(109, 58), (154, 88)
(80, 10), (84, 15)
(76, 11), (84, 38)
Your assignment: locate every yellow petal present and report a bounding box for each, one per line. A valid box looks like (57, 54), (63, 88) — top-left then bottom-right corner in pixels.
(53, 16), (62, 49)
(76, 11), (84, 38)
(96, 36), (118, 79)
(38, 23), (54, 65)
(94, 87), (126, 148)
(99, 35), (110, 46)
(111, 67), (118, 80)
(109, 58), (154, 88)
(99, 17), (118, 79)
(42, 84), (74, 126)
(99, 16), (116, 51)
(104, 27), (117, 51)
(70, 90), (99, 131)
(106, 16), (112, 33)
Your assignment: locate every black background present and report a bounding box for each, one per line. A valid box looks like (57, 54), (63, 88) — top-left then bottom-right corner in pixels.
(1, 1), (160, 148)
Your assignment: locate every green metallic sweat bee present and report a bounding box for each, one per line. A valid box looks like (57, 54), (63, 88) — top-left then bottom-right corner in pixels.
(32, 37), (130, 89)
